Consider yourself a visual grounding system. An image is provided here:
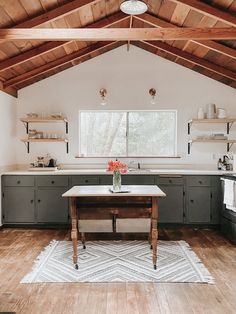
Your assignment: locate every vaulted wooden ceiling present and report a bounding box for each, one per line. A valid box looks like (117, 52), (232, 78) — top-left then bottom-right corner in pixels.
(0, 0), (235, 97)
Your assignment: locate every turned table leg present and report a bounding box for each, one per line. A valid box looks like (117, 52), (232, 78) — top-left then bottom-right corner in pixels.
(70, 197), (78, 269)
(151, 197), (158, 270)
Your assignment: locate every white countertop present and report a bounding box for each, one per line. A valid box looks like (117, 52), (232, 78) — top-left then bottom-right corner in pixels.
(62, 185), (166, 197)
(1, 169), (235, 176)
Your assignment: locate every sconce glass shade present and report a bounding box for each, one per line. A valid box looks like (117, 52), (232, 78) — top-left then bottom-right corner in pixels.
(99, 88), (107, 106)
(100, 99), (107, 106)
(149, 88), (156, 105)
(120, 0), (148, 15)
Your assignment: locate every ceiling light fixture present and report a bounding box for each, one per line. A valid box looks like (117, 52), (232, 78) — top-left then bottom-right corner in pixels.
(149, 88), (157, 105)
(120, 0), (148, 15)
(99, 88), (107, 106)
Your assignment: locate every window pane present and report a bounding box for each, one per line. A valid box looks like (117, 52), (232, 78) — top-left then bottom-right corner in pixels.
(128, 111), (176, 156)
(80, 112), (126, 157)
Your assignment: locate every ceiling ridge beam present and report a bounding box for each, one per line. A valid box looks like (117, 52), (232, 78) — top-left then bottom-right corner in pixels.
(0, 27), (236, 41)
(3, 41), (122, 88)
(141, 40), (236, 81)
(0, 12), (128, 72)
(135, 13), (236, 60)
(170, 0), (236, 27)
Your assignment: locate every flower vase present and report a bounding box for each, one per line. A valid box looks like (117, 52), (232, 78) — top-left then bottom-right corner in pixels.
(113, 170), (121, 192)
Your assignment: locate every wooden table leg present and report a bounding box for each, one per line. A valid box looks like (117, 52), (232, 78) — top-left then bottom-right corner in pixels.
(70, 197), (78, 269)
(151, 197), (158, 270)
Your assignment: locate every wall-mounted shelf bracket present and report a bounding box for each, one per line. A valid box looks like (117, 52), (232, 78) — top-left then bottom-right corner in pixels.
(188, 142), (192, 154)
(227, 122), (233, 134)
(22, 122), (29, 134)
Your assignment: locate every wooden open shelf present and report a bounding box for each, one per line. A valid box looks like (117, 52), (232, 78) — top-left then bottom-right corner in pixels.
(188, 138), (236, 154)
(20, 115), (69, 153)
(21, 138), (68, 143)
(20, 117), (68, 123)
(188, 118), (236, 135)
(20, 117), (68, 134)
(21, 138), (69, 153)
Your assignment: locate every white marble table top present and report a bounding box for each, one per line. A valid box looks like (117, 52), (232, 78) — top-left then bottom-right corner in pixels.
(62, 185), (166, 198)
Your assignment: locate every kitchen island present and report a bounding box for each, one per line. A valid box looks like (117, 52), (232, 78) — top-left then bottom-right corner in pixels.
(62, 185), (166, 269)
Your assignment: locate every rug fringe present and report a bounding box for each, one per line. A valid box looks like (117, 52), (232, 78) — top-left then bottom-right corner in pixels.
(179, 240), (215, 284)
(21, 240), (58, 283)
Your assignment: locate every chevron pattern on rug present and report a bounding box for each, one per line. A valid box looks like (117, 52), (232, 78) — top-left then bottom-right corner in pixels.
(21, 240), (214, 284)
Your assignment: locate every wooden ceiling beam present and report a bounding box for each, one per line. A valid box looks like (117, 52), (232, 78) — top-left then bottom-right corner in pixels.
(3, 41), (122, 88)
(12, 0), (101, 28)
(135, 13), (236, 60)
(0, 27), (236, 41)
(170, 0), (236, 27)
(0, 12), (128, 72)
(141, 40), (236, 81)
(0, 81), (17, 97)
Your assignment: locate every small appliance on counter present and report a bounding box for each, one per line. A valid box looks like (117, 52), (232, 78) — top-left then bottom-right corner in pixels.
(218, 155), (233, 171)
(28, 155), (58, 171)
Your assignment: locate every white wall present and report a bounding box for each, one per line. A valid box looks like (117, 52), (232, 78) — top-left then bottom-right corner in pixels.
(0, 91), (17, 167)
(16, 45), (236, 167)
(0, 90), (17, 225)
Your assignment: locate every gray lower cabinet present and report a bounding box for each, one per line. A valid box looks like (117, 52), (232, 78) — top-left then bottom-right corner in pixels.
(36, 188), (69, 223)
(185, 176), (212, 224)
(157, 185), (184, 223)
(3, 187), (35, 223)
(1, 174), (223, 226)
(186, 187), (211, 223)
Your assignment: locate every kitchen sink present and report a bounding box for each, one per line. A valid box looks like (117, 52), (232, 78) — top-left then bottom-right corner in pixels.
(127, 169), (151, 173)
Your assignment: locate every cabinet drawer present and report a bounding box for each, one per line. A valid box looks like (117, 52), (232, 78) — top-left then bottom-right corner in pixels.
(116, 218), (150, 232)
(37, 176), (69, 187)
(122, 175), (155, 185)
(71, 176), (99, 185)
(78, 220), (112, 232)
(186, 176), (211, 186)
(3, 175), (34, 187)
(156, 176), (183, 185)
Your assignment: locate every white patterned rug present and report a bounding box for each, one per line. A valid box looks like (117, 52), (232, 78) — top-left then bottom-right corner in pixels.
(21, 240), (214, 284)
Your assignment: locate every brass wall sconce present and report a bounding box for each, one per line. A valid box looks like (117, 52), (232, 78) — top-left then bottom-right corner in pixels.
(149, 88), (157, 105)
(99, 88), (107, 106)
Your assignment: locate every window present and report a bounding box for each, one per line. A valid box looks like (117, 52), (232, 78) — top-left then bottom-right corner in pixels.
(79, 110), (177, 157)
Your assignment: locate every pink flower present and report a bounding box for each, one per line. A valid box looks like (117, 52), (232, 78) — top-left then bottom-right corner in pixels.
(107, 160), (127, 173)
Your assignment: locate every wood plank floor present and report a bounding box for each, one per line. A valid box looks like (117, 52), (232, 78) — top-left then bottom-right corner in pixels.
(0, 228), (235, 314)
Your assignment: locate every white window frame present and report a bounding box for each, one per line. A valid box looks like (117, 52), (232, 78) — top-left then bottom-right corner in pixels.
(78, 110), (178, 158)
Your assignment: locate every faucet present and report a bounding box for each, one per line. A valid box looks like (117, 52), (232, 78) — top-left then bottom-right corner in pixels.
(128, 161), (141, 171)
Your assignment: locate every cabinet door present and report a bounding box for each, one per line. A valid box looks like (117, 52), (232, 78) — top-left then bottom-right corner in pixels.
(36, 189), (68, 223)
(158, 185), (184, 223)
(3, 187), (35, 223)
(187, 187), (211, 223)
(211, 176), (221, 224)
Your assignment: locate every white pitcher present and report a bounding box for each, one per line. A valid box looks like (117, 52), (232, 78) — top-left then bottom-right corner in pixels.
(206, 104), (216, 119)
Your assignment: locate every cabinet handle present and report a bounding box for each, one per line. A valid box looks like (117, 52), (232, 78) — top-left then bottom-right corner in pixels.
(30, 200), (34, 204)
(38, 199), (41, 203)
(199, 181), (202, 184)
(51, 180), (55, 184)
(17, 180), (21, 184)
(190, 199), (194, 203)
(85, 180), (88, 183)
(169, 180), (172, 183)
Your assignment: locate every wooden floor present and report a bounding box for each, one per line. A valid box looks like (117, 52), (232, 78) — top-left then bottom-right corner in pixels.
(0, 228), (236, 314)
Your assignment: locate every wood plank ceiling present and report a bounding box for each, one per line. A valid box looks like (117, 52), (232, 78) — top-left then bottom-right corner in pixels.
(0, 0), (235, 97)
